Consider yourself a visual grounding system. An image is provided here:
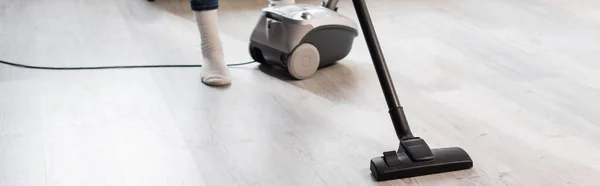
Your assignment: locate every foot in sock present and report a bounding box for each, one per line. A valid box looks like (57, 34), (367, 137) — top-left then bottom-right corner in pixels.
(193, 10), (231, 86)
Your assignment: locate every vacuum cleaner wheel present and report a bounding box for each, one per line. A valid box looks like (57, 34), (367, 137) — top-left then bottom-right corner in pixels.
(287, 43), (320, 79)
(249, 44), (266, 64)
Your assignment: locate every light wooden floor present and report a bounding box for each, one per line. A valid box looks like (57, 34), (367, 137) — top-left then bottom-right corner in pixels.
(2, 0), (600, 185)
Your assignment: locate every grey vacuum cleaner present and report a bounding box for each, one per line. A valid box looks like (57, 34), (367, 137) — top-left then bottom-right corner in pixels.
(250, 0), (474, 182)
(249, 0), (358, 79)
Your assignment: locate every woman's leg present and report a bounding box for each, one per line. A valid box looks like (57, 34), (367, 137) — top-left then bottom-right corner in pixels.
(190, 0), (230, 86)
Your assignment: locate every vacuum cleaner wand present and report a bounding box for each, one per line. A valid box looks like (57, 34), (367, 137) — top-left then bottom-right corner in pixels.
(351, 0), (474, 181)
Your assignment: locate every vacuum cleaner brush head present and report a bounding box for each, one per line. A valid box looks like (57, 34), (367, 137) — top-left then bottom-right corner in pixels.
(370, 147), (473, 181)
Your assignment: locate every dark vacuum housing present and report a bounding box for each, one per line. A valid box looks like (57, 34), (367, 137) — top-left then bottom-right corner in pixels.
(249, 2), (358, 79)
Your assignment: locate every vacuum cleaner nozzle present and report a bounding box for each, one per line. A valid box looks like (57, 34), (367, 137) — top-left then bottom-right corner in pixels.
(370, 146), (473, 181)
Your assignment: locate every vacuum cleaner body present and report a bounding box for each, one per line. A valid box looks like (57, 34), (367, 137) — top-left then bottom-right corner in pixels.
(249, 3), (358, 79)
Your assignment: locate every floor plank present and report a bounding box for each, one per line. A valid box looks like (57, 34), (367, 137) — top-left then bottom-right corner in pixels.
(1, 0), (600, 185)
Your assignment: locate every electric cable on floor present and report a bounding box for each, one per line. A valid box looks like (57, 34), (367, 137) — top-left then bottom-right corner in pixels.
(0, 59), (256, 70)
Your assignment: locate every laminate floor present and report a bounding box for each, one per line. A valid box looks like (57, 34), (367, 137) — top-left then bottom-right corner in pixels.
(1, 0), (600, 185)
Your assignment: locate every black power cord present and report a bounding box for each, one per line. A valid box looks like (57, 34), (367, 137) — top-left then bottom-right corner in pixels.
(0, 59), (256, 70)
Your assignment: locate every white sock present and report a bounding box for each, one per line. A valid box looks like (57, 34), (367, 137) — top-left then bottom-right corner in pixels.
(193, 10), (231, 86)
(269, 0), (295, 6)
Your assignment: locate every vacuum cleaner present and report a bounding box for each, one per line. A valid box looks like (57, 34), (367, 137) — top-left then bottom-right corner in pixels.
(250, 0), (474, 181)
(248, 0), (358, 79)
